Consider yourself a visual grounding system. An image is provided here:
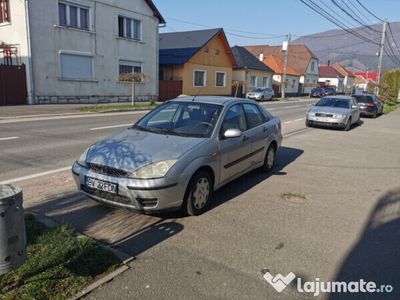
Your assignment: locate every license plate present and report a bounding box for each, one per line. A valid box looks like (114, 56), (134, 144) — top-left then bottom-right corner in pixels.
(86, 177), (118, 194)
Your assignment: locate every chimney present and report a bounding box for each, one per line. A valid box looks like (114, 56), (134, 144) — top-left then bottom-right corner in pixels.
(259, 52), (264, 61)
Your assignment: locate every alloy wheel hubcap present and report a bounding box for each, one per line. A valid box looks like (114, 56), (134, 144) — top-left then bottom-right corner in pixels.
(267, 148), (275, 168)
(193, 177), (210, 209)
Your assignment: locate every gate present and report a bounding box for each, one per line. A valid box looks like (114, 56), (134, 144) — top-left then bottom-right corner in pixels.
(0, 64), (28, 106)
(159, 80), (182, 101)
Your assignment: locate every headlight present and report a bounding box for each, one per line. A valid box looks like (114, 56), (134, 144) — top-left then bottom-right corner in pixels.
(308, 111), (315, 117)
(333, 113), (345, 119)
(77, 147), (90, 168)
(129, 160), (177, 179)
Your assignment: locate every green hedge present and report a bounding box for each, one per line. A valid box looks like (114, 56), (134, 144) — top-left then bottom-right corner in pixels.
(380, 70), (400, 105)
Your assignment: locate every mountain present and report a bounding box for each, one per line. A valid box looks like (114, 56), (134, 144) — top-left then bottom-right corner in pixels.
(292, 22), (400, 71)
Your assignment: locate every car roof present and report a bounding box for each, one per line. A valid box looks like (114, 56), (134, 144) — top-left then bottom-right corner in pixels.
(169, 96), (251, 106)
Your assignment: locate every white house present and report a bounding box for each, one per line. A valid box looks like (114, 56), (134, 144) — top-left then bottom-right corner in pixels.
(0, 0), (165, 104)
(318, 65), (345, 93)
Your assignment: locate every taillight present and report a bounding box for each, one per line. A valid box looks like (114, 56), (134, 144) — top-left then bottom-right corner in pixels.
(366, 103), (374, 107)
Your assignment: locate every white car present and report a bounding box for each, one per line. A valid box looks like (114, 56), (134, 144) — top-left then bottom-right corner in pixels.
(246, 88), (275, 101)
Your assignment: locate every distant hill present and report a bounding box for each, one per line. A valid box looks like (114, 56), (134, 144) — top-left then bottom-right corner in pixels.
(292, 22), (400, 72)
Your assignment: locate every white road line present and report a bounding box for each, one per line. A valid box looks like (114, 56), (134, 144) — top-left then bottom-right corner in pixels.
(0, 136), (19, 141)
(90, 124), (132, 131)
(0, 167), (71, 184)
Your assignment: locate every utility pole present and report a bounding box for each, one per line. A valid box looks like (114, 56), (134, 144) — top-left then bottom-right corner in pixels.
(376, 19), (387, 96)
(281, 32), (291, 99)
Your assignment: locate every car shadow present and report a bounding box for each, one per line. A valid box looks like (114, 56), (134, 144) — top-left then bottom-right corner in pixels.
(329, 187), (400, 300)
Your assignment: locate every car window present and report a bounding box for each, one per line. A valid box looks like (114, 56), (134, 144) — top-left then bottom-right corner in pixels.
(243, 103), (265, 129)
(266, 88), (272, 92)
(221, 104), (246, 133)
(352, 95), (374, 103)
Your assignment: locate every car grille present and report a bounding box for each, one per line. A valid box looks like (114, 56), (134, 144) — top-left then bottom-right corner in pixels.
(81, 185), (133, 206)
(88, 163), (130, 178)
(315, 113), (333, 118)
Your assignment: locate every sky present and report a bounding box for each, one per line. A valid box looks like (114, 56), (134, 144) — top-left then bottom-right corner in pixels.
(153, 0), (400, 46)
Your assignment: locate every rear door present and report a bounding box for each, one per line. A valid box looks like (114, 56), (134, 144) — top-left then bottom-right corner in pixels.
(218, 104), (251, 183)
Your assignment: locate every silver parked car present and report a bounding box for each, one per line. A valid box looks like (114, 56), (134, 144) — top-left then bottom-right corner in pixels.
(306, 96), (361, 131)
(72, 97), (282, 215)
(246, 88), (275, 101)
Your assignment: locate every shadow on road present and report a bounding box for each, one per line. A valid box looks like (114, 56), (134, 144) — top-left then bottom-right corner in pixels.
(330, 187), (400, 300)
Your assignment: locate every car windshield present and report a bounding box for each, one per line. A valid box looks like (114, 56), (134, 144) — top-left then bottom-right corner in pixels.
(316, 98), (350, 108)
(253, 88), (264, 92)
(324, 88), (335, 92)
(352, 95), (374, 103)
(133, 101), (222, 138)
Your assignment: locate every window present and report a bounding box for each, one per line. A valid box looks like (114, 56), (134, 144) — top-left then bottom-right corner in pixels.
(60, 53), (93, 80)
(215, 49), (220, 55)
(250, 75), (257, 87)
(243, 104), (265, 129)
(221, 104), (246, 133)
(0, 0), (10, 23)
(118, 16), (141, 40)
(119, 60), (142, 75)
(291, 79), (296, 89)
(262, 76), (269, 87)
(58, 2), (89, 30)
(194, 70), (206, 87)
(215, 72), (226, 87)
(311, 61), (315, 72)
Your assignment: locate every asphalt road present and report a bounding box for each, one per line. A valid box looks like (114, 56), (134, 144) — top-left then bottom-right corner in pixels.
(0, 100), (315, 182)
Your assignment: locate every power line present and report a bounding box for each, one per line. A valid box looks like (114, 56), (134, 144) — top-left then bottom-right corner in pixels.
(387, 23), (400, 55)
(344, 0), (375, 24)
(354, 0), (385, 23)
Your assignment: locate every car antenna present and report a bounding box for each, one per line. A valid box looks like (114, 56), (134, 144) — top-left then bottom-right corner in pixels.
(192, 86), (203, 101)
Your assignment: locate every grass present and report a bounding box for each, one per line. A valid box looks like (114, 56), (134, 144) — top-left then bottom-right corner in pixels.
(383, 102), (400, 114)
(0, 215), (121, 300)
(78, 102), (159, 113)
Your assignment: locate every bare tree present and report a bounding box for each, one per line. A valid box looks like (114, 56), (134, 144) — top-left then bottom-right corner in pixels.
(118, 72), (149, 106)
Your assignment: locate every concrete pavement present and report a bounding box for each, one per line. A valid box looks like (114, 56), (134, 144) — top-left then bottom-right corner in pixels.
(13, 108), (400, 299)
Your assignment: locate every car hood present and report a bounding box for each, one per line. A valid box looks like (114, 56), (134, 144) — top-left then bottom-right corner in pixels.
(86, 129), (206, 173)
(309, 106), (350, 114)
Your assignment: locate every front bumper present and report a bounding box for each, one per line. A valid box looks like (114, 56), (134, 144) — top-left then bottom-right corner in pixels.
(71, 162), (187, 213)
(247, 95), (262, 100)
(307, 115), (347, 128)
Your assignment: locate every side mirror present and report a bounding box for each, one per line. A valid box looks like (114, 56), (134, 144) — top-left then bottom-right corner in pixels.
(352, 105), (358, 109)
(224, 128), (242, 138)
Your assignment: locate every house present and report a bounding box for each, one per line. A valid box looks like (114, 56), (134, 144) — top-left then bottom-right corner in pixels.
(231, 46), (274, 97)
(0, 0), (165, 104)
(353, 75), (376, 94)
(262, 55), (301, 96)
(244, 44), (319, 95)
(331, 63), (355, 94)
(159, 28), (236, 99)
(318, 65), (345, 93)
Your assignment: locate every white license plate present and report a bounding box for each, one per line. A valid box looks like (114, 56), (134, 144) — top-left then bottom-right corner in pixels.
(86, 177), (118, 194)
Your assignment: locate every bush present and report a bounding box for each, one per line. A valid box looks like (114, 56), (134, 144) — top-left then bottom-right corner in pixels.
(380, 70), (400, 105)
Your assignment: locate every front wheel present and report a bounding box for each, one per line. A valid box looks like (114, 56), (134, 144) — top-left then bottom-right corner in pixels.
(343, 117), (351, 131)
(183, 170), (213, 216)
(261, 144), (276, 173)
(305, 119), (311, 127)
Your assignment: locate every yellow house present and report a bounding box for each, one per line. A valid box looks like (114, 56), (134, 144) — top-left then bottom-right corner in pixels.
(159, 28), (235, 100)
(231, 46), (274, 97)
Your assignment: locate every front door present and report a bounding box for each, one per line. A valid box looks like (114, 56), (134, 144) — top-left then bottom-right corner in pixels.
(218, 104), (251, 183)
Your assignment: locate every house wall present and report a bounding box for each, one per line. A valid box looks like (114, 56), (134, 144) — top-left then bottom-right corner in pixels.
(273, 74), (300, 94)
(25, 0), (159, 104)
(233, 69), (273, 95)
(318, 77), (345, 93)
(300, 58), (319, 94)
(0, 1), (34, 103)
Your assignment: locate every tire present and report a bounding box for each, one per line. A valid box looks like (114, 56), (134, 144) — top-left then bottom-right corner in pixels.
(305, 119), (311, 127)
(260, 95), (264, 101)
(343, 117), (351, 131)
(183, 170), (213, 216)
(261, 144), (276, 173)
(372, 110), (377, 118)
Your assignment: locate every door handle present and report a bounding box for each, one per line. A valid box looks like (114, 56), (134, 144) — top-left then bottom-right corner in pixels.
(263, 127), (269, 132)
(242, 136), (249, 142)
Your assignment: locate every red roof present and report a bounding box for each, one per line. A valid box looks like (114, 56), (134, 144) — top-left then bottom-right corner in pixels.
(350, 71), (378, 82)
(263, 55), (301, 76)
(319, 65), (344, 78)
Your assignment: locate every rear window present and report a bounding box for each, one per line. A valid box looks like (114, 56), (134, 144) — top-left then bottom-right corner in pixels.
(352, 95), (373, 103)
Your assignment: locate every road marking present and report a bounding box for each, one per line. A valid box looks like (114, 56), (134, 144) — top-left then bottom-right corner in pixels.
(0, 136), (19, 141)
(90, 123), (132, 131)
(0, 167), (71, 184)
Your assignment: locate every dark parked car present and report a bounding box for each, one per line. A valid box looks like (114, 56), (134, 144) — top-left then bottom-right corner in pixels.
(323, 87), (337, 96)
(310, 88), (325, 98)
(352, 94), (383, 118)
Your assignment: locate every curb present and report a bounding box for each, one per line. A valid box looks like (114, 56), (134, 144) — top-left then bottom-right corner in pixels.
(25, 210), (135, 299)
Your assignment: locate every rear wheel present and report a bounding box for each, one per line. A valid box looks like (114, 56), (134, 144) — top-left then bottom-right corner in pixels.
(183, 170), (213, 216)
(261, 144), (276, 173)
(372, 110), (377, 118)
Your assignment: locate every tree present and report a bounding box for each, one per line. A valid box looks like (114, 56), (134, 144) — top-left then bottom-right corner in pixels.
(118, 72), (149, 106)
(380, 70), (400, 105)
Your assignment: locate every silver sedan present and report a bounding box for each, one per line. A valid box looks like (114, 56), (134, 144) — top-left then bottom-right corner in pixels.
(306, 96), (361, 131)
(72, 97), (282, 215)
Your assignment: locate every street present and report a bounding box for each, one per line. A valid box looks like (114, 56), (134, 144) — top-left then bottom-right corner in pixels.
(1, 99), (399, 299)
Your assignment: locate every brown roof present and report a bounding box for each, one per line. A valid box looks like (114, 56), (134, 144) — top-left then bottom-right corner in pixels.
(243, 44), (317, 75)
(331, 63), (355, 77)
(354, 75), (367, 84)
(145, 0), (165, 24)
(263, 55), (301, 76)
(319, 65), (344, 78)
